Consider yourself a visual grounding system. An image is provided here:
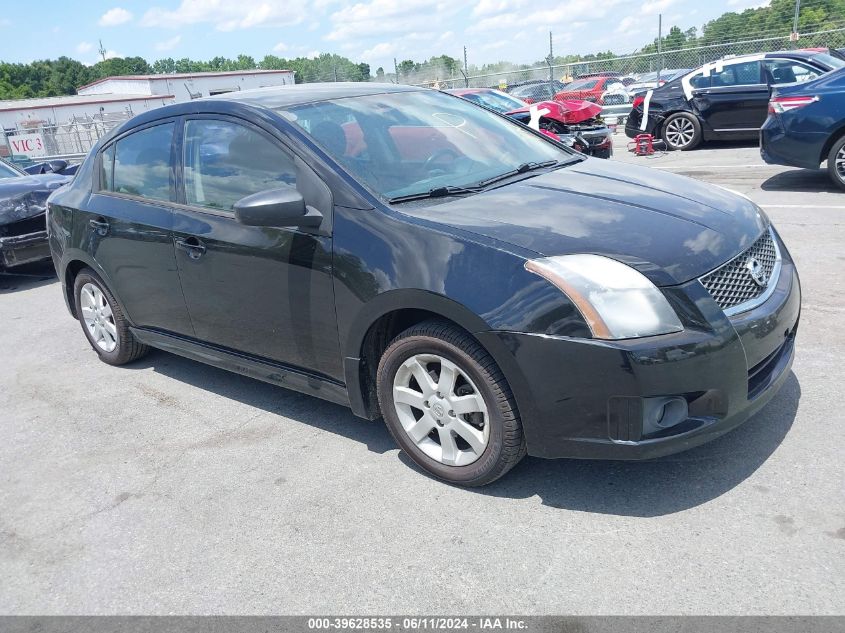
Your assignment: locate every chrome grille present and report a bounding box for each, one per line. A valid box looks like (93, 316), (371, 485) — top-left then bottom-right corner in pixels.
(699, 229), (779, 313)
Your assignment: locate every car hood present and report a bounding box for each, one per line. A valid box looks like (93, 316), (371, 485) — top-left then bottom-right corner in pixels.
(0, 173), (70, 224)
(403, 158), (767, 285)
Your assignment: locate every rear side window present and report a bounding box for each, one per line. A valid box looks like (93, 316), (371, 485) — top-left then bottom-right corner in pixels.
(102, 123), (174, 201)
(183, 119), (296, 212)
(710, 61), (762, 87)
(100, 144), (115, 191)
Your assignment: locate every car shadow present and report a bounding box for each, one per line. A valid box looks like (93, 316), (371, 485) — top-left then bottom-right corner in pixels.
(126, 349), (398, 455)
(761, 168), (840, 193)
(0, 261), (57, 294)
(130, 348), (799, 518)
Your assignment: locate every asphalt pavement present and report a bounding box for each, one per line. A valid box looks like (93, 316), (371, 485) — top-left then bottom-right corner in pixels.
(1, 137), (843, 614)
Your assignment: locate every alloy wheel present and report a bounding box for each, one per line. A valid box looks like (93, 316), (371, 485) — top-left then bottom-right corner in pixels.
(391, 353), (490, 467)
(665, 117), (696, 148)
(80, 282), (118, 353)
(836, 145), (845, 182)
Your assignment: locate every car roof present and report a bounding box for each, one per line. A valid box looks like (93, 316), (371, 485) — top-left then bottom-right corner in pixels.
(218, 81), (425, 108)
(92, 82), (430, 149)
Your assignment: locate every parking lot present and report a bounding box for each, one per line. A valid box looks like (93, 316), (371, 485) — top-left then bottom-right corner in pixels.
(1, 137), (843, 615)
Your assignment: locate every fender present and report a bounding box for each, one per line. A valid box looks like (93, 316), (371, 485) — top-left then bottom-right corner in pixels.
(342, 288), (541, 431)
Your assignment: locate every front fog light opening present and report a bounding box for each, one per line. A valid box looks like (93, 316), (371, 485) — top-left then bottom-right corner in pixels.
(642, 396), (689, 436)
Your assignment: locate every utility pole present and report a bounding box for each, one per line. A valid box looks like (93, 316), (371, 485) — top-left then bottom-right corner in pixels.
(545, 31), (554, 91)
(791, 0), (801, 42)
(657, 15), (663, 82)
(98, 39), (107, 62)
(394, 57), (399, 83)
(463, 46), (469, 88)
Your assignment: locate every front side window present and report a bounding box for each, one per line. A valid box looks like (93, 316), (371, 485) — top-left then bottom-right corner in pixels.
(182, 119), (296, 212)
(109, 123), (174, 201)
(710, 61), (762, 87)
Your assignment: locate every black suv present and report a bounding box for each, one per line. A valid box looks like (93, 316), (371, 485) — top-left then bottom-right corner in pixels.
(47, 84), (799, 486)
(626, 50), (844, 150)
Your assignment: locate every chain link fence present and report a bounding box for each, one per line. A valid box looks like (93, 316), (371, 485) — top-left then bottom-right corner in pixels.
(2, 110), (134, 163)
(387, 27), (845, 90)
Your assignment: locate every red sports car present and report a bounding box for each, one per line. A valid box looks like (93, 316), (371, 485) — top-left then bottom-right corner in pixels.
(447, 88), (613, 158)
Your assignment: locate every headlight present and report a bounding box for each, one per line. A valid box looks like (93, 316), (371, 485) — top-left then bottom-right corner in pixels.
(524, 254), (683, 339)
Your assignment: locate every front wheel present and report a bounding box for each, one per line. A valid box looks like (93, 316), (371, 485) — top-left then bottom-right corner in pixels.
(376, 320), (525, 486)
(73, 268), (149, 365)
(661, 112), (702, 151)
(827, 133), (845, 191)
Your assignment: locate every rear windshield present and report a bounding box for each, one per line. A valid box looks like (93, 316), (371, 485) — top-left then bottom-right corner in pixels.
(811, 53), (845, 69)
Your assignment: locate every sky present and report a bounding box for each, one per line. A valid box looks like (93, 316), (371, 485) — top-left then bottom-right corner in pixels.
(0, 0), (772, 71)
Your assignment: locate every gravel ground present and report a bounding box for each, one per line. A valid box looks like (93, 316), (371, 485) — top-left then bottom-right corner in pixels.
(1, 137), (843, 614)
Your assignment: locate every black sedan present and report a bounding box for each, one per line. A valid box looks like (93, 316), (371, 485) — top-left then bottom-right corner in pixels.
(626, 50), (844, 150)
(761, 67), (845, 190)
(47, 83), (800, 486)
(0, 158), (73, 270)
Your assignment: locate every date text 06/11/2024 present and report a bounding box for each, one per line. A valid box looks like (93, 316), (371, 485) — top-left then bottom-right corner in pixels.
(307, 617), (529, 630)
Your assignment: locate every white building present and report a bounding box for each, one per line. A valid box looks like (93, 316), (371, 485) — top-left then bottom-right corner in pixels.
(0, 93), (175, 131)
(1, 69), (295, 158)
(77, 69), (295, 103)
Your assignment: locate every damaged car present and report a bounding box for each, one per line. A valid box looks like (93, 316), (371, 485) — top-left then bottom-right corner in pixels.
(1, 158), (72, 271)
(626, 51), (844, 150)
(447, 88), (613, 158)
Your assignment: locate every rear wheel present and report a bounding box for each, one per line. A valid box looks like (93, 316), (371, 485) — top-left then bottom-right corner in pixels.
(827, 133), (845, 191)
(661, 112), (702, 151)
(376, 320), (525, 486)
(73, 268), (148, 365)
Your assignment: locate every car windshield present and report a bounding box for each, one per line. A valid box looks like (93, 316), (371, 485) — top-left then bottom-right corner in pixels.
(459, 90), (526, 113)
(811, 52), (845, 69)
(562, 79), (597, 90)
(0, 160), (23, 179)
(278, 90), (574, 200)
(634, 72), (659, 83)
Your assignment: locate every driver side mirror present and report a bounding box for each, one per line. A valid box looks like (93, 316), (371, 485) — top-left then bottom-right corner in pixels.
(48, 159), (68, 174)
(233, 186), (323, 228)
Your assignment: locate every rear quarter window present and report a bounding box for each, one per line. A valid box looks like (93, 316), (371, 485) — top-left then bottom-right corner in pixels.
(104, 123), (175, 202)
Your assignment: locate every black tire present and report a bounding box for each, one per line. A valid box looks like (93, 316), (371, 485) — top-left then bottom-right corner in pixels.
(826, 133), (845, 191)
(661, 112), (702, 151)
(73, 268), (148, 365)
(376, 320), (525, 486)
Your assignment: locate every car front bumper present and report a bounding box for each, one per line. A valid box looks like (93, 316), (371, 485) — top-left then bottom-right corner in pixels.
(0, 229), (50, 269)
(478, 252), (801, 460)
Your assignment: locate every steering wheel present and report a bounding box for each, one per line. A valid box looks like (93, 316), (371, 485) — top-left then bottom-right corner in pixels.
(423, 148), (461, 172)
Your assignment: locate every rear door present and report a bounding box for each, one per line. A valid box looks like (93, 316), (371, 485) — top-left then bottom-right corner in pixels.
(691, 60), (768, 133)
(83, 119), (194, 336)
(171, 115), (341, 379)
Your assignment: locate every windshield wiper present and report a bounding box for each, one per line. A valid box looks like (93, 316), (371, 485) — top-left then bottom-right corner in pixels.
(468, 159), (568, 189)
(388, 184), (484, 204)
(387, 159), (575, 204)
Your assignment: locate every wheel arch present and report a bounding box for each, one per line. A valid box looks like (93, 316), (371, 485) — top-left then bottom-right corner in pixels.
(343, 290), (522, 421)
(820, 124), (845, 166)
(62, 253), (129, 322)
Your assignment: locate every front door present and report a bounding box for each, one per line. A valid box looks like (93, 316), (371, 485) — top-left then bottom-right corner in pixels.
(84, 120), (194, 336)
(171, 116), (342, 380)
(691, 60), (768, 133)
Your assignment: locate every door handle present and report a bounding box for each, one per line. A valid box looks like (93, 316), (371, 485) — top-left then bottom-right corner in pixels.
(89, 218), (109, 236)
(175, 237), (206, 260)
